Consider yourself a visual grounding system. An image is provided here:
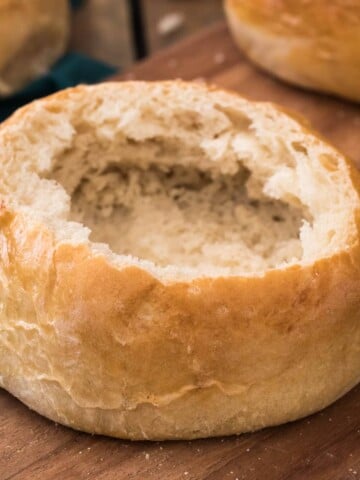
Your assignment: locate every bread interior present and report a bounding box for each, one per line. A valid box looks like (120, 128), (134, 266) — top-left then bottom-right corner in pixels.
(2, 83), (356, 278)
(50, 156), (305, 273)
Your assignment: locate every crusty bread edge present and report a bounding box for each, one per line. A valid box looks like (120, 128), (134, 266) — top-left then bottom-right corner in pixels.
(224, 0), (360, 103)
(0, 82), (360, 440)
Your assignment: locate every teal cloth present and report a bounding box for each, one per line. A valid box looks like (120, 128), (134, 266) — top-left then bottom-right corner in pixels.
(0, 53), (116, 122)
(70, 0), (83, 8)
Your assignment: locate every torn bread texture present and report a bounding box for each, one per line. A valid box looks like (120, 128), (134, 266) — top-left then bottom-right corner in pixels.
(0, 81), (360, 440)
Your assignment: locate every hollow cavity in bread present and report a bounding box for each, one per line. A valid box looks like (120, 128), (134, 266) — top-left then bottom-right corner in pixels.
(53, 160), (304, 273)
(1, 82), (360, 441)
(2, 81), (357, 279)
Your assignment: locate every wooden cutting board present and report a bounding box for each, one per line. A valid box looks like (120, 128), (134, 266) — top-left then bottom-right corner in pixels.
(1, 22), (360, 480)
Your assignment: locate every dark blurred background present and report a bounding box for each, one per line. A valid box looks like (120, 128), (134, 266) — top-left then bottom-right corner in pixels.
(0, 0), (226, 120)
(71, 0), (224, 68)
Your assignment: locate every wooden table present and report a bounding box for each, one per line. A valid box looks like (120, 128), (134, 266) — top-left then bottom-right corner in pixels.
(1, 21), (360, 480)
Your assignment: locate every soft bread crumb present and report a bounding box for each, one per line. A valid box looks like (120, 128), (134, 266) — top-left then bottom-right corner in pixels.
(0, 81), (357, 280)
(64, 165), (304, 273)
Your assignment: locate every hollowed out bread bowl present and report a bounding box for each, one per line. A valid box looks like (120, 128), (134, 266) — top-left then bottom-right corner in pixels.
(0, 0), (70, 97)
(224, 0), (360, 103)
(0, 81), (360, 440)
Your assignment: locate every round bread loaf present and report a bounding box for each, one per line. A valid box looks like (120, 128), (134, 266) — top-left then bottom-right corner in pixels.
(0, 0), (70, 97)
(0, 81), (360, 440)
(224, 0), (360, 102)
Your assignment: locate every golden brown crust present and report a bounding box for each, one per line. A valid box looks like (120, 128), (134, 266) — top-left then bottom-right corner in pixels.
(0, 0), (70, 96)
(225, 0), (360, 102)
(1, 208), (360, 439)
(0, 82), (360, 439)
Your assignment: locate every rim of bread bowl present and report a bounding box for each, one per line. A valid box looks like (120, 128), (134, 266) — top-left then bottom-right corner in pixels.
(0, 80), (360, 283)
(1, 81), (360, 440)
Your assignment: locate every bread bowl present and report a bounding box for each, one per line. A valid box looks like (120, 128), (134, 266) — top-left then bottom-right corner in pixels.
(0, 81), (360, 440)
(224, 0), (360, 103)
(0, 0), (70, 97)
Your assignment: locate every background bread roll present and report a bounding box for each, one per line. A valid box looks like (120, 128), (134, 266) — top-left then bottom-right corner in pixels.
(224, 0), (360, 103)
(0, 81), (360, 440)
(0, 0), (70, 96)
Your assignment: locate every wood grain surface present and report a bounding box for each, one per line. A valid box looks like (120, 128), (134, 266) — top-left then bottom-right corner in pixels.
(1, 21), (360, 480)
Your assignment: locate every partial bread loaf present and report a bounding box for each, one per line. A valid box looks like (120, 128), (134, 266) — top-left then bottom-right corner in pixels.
(0, 81), (360, 440)
(0, 0), (70, 96)
(224, 0), (360, 102)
